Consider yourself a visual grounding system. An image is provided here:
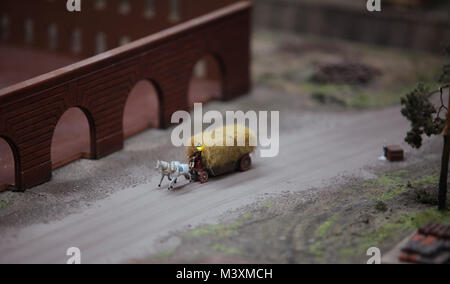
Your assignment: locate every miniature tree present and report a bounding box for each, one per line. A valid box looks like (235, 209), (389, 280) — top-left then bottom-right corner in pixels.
(401, 46), (449, 211)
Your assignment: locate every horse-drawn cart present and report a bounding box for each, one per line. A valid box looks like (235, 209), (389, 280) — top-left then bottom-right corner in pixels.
(189, 152), (252, 183)
(156, 124), (256, 189)
(187, 124), (256, 184)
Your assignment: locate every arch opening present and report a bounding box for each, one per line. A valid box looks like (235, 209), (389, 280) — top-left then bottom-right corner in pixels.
(188, 54), (224, 108)
(123, 79), (161, 138)
(51, 107), (93, 169)
(0, 137), (16, 191)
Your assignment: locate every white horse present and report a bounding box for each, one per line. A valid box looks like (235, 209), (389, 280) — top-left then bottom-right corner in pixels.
(155, 160), (180, 188)
(168, 163), (192, 190)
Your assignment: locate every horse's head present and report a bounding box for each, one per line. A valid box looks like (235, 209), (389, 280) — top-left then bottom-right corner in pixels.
(155, 160), (162, 170)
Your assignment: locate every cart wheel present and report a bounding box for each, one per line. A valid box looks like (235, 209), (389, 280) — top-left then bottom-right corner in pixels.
(199, 170), (209, 184)
(239, 154), (252, 172)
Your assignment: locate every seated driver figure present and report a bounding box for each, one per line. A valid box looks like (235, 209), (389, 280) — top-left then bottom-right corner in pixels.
(189, 143), (204, 171)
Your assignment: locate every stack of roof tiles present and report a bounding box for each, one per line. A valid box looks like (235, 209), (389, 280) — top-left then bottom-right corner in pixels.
(399, 223), (450, 264)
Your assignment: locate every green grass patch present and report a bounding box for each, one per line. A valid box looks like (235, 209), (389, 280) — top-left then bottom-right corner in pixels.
(261, 200), (274, 209)
(376, 185), (409, 202)
(311, 207), (449, 262)
(154, 250), (175, 259)
(338, 246), (358, 259)
(211, 244), (242, 255)
(0, 200), (11, 210)
(185, 213), (252, 239)
(315, 215), (341, 238)
(361, 221), (409, 249)
(358, 170), (438, 202)
(358, 209), (450, 254)
(308, 215), (341, 261)
(406, 209), (450, 227)
(309, 241), (323, 258)
(410, 174), (439, 188)
(363, 171), (408, 202)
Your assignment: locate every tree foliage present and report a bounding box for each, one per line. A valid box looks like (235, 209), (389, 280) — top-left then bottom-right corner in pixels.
(401, 45), (449, 149)
(400, 83), (445, 148)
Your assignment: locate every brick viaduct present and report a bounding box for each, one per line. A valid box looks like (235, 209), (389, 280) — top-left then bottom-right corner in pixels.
(0, 2), (252, 190)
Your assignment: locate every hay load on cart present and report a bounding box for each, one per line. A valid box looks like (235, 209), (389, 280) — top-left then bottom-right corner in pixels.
(186, 124), (256, 183)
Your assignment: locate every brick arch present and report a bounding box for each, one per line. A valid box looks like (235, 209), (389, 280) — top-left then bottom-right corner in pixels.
(0, 134), (21, 189)
(49, 106), (97, 169)
(122, 78), (164, 138)
(49, 105), (97, 154)
(187, 52), (226, 107)
(190, 52), (227, 82)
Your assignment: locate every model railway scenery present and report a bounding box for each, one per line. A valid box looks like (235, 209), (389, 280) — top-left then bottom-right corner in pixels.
(0, 0), (449, 269)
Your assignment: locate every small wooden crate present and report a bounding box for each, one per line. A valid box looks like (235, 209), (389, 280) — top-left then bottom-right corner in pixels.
(386, 145), (404, 162)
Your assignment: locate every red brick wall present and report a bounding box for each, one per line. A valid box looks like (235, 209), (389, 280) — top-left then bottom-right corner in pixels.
(0, 2), (252, 190)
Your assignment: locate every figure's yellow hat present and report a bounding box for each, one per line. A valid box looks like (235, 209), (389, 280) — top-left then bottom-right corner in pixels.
(196, 143), (204, 152)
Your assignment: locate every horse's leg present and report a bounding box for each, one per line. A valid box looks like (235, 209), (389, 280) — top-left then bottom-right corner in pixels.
(158, 174), (165, 187)
(171, 172), (177, 184)
(169, 175), (176, 190)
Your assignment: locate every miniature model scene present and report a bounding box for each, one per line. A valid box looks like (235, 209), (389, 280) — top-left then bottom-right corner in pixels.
(0, 0), (449, 267)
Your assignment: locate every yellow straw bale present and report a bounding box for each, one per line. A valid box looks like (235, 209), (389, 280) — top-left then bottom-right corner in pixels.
(186, 124), (256, 169)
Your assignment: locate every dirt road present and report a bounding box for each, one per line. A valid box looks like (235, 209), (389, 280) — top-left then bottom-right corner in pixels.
(0, 85), (417, 263)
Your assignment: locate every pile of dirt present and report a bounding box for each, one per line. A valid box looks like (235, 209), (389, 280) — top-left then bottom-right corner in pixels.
(311, 62), (381, 85)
